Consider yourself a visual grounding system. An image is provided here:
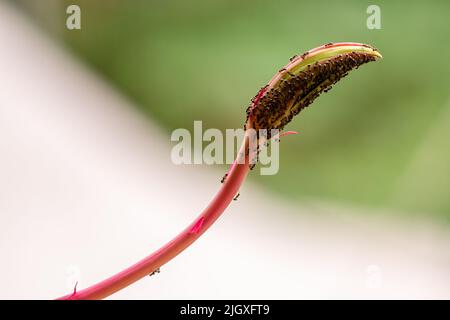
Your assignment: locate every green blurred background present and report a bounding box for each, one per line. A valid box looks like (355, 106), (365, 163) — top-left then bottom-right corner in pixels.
(15, 0), (450, 220)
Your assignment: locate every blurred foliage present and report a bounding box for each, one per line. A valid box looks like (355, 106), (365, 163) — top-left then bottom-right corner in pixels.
(18, 0), (450, 219)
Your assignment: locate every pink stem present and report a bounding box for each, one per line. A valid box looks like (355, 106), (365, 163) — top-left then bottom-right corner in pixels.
(58, 136), (251, 300)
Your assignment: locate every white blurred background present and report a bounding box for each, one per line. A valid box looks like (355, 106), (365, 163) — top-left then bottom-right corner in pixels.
(0, 2), (449, 299)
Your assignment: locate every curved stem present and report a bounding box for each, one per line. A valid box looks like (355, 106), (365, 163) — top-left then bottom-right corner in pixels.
(56, 42), (381, 300)
(58, 135), (251, 300)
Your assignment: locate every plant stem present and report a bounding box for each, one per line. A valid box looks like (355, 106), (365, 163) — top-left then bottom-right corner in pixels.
(58, 134), (252, 300)
(57, 42), (381, 300)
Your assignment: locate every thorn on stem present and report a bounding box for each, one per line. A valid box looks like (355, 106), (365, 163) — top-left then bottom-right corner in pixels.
(189, 217), (205, 235)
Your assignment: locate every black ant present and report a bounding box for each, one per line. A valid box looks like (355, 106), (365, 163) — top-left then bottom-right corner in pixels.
(221, 173), (228, 184)
(278, 68), (295, 77)
(233, 193), (240, 201)
(149, 268), (160, 277)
